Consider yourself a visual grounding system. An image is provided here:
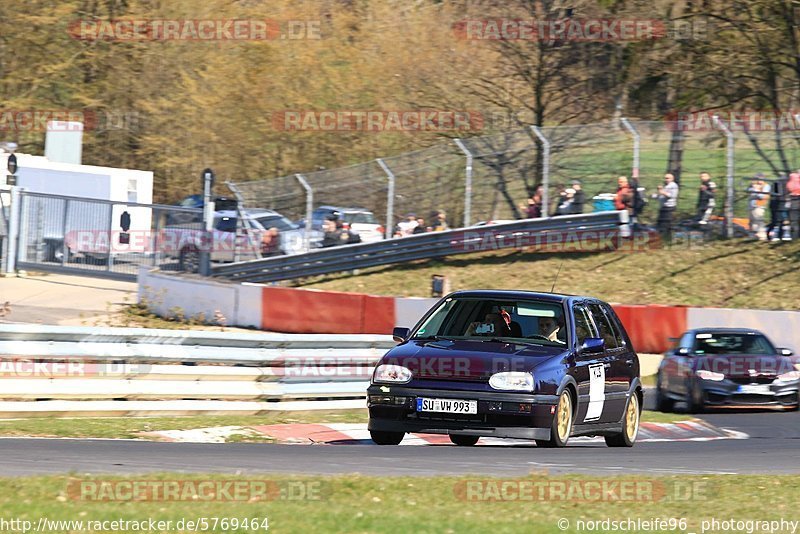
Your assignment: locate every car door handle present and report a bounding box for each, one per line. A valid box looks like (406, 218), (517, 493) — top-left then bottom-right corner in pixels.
(624, 358), (634, 366)
(603, 362), (612, 369)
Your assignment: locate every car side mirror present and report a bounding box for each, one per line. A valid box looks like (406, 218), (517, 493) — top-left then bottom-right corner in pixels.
(676, 347), (691, 356)
(779, 348), (794, 357)
(580, 337), (605, 354)
(393, 327), (410, 343)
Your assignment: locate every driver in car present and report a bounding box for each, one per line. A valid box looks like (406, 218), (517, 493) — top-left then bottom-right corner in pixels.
(539, 316), (565, 343)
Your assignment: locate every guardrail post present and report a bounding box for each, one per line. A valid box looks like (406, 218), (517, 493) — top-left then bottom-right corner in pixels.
(295, 174), (313, 252)
(530, 126), (550, 218)
(453, 139), (473, 227)
(376, 159), (395, 239)
(3, 186), (20, 275)
(620, 118), (640, 180)
(712, 115), (735, 239)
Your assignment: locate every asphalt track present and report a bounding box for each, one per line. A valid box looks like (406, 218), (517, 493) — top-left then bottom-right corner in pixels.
(0, 410), (798, 477)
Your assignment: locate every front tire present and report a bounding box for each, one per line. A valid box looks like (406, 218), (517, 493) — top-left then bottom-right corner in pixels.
(450, 434), (479, 446)
(655, 374), (675, 412)
(687, 380), (705, 414)
(536, 389), (574, 448)
(606, 392), (641, 447)
(370, 430), (404, 445)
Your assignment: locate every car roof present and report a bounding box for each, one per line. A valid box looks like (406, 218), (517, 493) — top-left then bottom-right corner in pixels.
(315, 205), (373, 213)
(445, 289), (600, 305)
(690, 328), (767, 336)
(215, 209), (282, 217)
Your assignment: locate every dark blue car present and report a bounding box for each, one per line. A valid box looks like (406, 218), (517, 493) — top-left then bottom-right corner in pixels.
(367, 290), (642, 448)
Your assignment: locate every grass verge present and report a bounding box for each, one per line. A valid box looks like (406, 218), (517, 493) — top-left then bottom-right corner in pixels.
(302, 238), (800, 309)
(0, 409), (691, 440)
(0, 474), (797, 533)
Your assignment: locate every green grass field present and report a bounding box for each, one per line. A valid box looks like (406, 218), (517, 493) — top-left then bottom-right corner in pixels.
(303, 238), (800, 310)
(1, 474), (797, 533)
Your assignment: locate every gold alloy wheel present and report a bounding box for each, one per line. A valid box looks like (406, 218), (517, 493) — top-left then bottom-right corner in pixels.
(556, 392), (573, 442)
(625, 394), (640, 442)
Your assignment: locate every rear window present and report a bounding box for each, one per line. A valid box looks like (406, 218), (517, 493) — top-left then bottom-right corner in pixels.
(342, 212), (377, 224)
(255, 215), (297, 232)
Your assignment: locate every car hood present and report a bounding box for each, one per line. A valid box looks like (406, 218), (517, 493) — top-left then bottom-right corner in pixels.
(696, 354), (796, 378)
(380, 339), (566, 381)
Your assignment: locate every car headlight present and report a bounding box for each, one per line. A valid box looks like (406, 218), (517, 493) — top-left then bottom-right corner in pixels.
(489, 371), (534, 392)
(373, 364), (412, 384)
(696, 370), (725, 381)
(777, 370), (800, 382)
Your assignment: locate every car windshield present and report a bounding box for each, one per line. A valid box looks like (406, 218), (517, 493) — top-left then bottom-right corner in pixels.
(254, 215), (298, 231)
(693, 333), (776, 355)
(342, 212), (377, 225)
(413, 297), (568, 346)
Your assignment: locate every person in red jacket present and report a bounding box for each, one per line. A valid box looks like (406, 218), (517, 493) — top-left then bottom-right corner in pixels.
(614, 176), (633, 213)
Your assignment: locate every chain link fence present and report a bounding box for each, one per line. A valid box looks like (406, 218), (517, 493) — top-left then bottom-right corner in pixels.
(230, 118), (800, 237)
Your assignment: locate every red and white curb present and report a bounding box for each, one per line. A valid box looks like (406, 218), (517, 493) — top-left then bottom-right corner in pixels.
(143, 420), (748, 444)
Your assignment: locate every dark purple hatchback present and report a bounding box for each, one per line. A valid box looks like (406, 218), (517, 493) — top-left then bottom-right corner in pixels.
(367, 290), (642, 448)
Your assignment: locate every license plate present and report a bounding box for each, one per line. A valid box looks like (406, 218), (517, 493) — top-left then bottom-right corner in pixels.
(737, 384), (771, 394)
(416, 397), (477, 414)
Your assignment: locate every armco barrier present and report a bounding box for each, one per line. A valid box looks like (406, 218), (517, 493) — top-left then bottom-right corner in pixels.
(0, 324), (394, 411)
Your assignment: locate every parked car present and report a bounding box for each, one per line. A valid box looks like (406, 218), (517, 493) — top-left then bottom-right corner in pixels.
(162, 208), (321, 271)
(306, 206), (384, 243)
(656, 328), (799, 412)
(367, 290), (642, 448)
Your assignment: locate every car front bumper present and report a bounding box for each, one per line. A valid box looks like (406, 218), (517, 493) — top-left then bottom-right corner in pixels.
(367, 384), (559, 440)
(698, 379), (799, 407)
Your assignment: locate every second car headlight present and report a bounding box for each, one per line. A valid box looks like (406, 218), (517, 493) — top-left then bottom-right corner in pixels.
(777, 370), (800, 382)
(489, 371), (534, 392)
(696, 370), (725, 381)
(373, 364), (412, 384)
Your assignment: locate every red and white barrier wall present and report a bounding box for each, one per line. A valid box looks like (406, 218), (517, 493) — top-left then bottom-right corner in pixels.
(139, 268), (799, 354)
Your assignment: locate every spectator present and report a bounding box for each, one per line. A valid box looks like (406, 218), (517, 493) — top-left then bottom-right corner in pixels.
(747, 175), (771, 240)
(412, 217), (427, 234)
(556, 188), (576, 216)
(629, 176), (646, 227)
(767, 173), (790, 241)
(395, 214), (418, 237)
(614, 176), (633, 213)
(524, 184), (544, 219)
(321, 215), (347, 247)
(696, 172), (717, 225)
(552, 183), (566, 215)
(788, 172), (800, 239)
(656, 173), (679, 241)
(261, 227), (281, 256)
(571, 180), (585, 214)
(430, 210), (449, 231)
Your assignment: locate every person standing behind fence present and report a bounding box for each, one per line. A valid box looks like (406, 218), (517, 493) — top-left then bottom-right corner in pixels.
(614, 176), (633, 214)
(571, 180), (585, 214)
(696, 172), (716, 225)
(747, 174), (770, 241)
(788, 172), (800, 239)
(430, 210), (449, 231)
(656, 173), (679, 241)
(767, 173), (789, 241)
(522, 185), (543, 218)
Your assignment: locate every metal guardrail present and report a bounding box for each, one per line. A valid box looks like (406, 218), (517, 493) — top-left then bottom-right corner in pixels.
(0, 325), (395, 404)
(212, 211), (626, 283)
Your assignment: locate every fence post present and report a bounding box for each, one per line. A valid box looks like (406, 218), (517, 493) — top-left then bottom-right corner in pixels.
(376, 159), (395, 239)
(295, 174), (313, 252)
(453, 139), (473, 227)
(713, 115), (735, 239)
(4, 186), (20, 275)
(530, 126), (550, 217)
(620, 118), (640, 179)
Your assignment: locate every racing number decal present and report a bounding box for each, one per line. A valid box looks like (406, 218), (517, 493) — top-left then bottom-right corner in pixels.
(583, 363), (605, 422)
